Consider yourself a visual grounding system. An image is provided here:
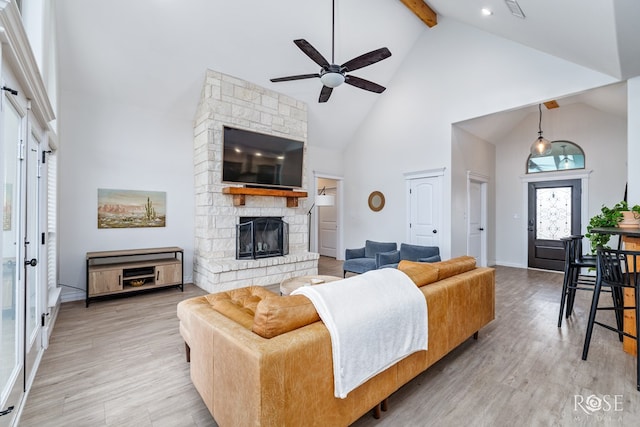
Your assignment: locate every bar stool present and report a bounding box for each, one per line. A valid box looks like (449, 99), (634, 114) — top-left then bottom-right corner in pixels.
(582, 248), (639, 391)
(557, 235), (597, 327)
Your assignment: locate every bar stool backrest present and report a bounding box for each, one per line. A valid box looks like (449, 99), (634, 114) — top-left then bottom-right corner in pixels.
(597, 248), (640, 288)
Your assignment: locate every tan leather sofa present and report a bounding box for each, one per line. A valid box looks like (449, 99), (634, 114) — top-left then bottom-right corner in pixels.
(177, 256), (495, 426)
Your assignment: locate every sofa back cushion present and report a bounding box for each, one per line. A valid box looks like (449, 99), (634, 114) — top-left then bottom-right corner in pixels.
(364, 240), (397, 258)
(252, 295), (320, 338)
(397, 260), (440, 287)
(207, 286), (276, 330)
(432, 256), (477, 280)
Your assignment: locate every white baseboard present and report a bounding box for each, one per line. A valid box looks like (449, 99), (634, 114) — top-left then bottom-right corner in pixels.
(60, 288), (85, 303)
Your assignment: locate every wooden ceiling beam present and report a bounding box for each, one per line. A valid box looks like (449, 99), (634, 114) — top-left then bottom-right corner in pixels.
(400, 0), (438, 28)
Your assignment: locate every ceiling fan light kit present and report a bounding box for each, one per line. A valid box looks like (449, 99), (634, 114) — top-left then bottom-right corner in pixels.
(270, 0), (391, 103)
(320, 68), (345, 88)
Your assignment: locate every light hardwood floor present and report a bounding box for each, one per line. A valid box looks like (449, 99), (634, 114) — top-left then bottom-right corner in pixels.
(19, 258), (640, 426)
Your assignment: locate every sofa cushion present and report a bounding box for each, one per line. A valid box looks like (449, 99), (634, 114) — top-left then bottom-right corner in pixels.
(432, 256), (477, 280)
(397, 260), (440, 287)
(364, 240), (397, 258)
(207, 286), (276, 330)
(252, 294), (320, 338)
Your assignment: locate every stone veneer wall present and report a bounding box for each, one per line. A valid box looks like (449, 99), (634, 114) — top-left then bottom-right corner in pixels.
(193, 70), (318, 293)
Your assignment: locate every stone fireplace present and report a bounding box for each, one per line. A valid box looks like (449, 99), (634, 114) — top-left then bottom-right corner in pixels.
(193, 70), (318, 293)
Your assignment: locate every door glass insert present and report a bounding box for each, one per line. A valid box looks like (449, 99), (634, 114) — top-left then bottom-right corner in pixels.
(536, 186), (572, 240)
(25, 133), (39, 348)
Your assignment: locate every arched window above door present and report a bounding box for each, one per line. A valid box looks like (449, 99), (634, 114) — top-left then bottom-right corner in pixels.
(527, 140), (585, 174)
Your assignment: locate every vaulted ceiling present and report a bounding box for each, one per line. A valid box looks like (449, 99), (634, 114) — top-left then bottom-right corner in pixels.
(55, 0), (640, 148)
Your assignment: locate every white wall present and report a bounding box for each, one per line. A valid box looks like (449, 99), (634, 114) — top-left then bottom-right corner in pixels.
(495, 103), (626, 267)
(451, 127), (496, 261)
(628, 77), (640, 205)
(342, 17), (617, 259)
(58, 91), (194, 301)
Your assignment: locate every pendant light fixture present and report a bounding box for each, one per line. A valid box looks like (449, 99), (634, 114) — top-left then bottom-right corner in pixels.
(560, 144), (571, 169)
(530, 103), (552, 156)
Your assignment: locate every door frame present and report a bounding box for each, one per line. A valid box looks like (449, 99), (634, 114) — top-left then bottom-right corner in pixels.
(311, 172), (344, 260)
(467, 172), (489, 267)
(520, 169), (592, 268)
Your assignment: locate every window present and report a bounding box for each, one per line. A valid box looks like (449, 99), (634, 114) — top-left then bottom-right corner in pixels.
(527, 140), (585, 174)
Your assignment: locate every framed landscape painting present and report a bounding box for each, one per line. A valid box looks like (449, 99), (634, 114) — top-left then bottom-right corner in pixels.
(98, 189), (166, 229)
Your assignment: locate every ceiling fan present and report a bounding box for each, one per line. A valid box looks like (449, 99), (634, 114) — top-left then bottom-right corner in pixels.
(270, 0), (392, 103)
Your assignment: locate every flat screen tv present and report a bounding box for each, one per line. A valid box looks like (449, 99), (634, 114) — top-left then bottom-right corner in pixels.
(222, 126), (304, 189)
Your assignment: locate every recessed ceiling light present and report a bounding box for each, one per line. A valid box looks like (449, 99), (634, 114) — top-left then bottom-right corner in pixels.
(481, 8), (493, 16)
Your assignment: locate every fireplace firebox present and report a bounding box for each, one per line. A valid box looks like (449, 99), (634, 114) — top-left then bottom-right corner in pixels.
(236, 217), (289, 260)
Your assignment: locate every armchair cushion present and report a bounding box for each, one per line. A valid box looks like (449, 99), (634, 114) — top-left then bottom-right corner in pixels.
(364, 240), (397, 258)
(417, 255), (442, 263)
(344, 240), (397, 276)
(376, 250), (401, 268)
(345, 247), (365, 260)
(400, 243), (440, 262)
(343, 258), (377, 275)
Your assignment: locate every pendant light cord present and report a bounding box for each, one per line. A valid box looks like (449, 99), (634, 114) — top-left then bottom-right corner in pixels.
(538, 103), (543, 137)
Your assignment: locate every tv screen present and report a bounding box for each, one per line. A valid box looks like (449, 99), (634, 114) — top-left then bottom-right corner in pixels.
(222, 126), (304, 189)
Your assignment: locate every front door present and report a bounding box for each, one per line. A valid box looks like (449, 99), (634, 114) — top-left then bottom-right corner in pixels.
(528, 179), (581, 270)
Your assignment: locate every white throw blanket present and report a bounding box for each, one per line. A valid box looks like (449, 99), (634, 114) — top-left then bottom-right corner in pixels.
(292, 268), (428, 398)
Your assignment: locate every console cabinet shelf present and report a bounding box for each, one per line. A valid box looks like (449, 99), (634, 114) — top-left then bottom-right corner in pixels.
(86, 247), (183, 306)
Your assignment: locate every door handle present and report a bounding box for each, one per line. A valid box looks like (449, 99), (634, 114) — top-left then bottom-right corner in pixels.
(25, 258), (37, 267)
(432, 230), (437, 234)
(479, 228), (484, 231)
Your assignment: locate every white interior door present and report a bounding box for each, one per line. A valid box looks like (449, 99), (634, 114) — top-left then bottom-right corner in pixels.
(408, 176), (442, 247)
(318, 186), (337, 257)
(468, 179), (487, 266)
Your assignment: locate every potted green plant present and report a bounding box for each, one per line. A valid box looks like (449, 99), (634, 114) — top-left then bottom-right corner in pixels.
(585, 201), (640, 252)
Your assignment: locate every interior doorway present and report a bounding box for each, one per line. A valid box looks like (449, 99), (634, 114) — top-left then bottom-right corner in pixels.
(467, 173), (488, 267)
(312, 174), (343, 260)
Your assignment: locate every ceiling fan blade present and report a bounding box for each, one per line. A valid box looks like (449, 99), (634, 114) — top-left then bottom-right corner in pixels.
(340, 47), (391, 72)
(270, 73), (320, 83)
(344, 75), (386, 93)
(319, 86), (333, 103)
(294, 39), (330, 68)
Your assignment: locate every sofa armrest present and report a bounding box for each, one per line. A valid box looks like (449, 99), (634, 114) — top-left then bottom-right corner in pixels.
(376, 250), (400, 268)
(345, 247), (365, 260)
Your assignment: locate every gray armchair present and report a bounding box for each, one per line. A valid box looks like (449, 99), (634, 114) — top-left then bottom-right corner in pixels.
(376, 243), (441, 269)
(343, 240), (397, 277)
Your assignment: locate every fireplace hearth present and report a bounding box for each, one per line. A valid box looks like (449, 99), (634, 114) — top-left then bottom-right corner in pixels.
(237, 217), (289, 260)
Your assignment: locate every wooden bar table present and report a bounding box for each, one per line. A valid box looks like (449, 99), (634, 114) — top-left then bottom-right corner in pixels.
(589, 226), (640, 355)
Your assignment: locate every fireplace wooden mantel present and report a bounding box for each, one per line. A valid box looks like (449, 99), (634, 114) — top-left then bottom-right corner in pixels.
(222, 187), (308, 207)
